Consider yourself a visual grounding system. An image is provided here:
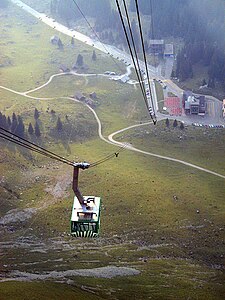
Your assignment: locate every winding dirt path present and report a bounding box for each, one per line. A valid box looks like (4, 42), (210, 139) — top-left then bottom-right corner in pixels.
(1, 74), (225, 180)
(108, 125), (225, 179)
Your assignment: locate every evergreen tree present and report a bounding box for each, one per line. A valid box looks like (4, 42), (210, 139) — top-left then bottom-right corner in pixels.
(58, 38), (64, 50)
(208, 77), (215, 89)
(166, 118), (170, 127)
(16, 116), (25, 137)
(173, 119), (178, 128)
(0, 112), (3, 127)
(12, 112), (17, 123)
(11, 113), (18, 133)
(71, 37), (74, 46)
(171, 70), (176, 78)
(7, 116), (11, 128)
(34, 108), (40, 120)
(92, 50), (97, 61)
(56, 116), (63, 131)
(180, 122), (184, 130)
(1, 114), (8, 130)
(76, 54), (84, 66)
(28, 123), (34, 135)
(34, 122), (41, 137)
(201, 78), (207, 86)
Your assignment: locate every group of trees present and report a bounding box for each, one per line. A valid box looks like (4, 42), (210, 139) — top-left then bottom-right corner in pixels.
(0, 109), (43, 139)
(0, 110), (41, 138)
(0, 108), (71, 144)
(166, 118), (184, 130)
(0, 112), (25, 137)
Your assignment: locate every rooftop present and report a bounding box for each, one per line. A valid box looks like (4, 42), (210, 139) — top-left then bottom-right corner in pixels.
(149, 39), (164, 45)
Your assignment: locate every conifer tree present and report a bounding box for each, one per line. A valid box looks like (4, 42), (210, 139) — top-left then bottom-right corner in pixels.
(34, 108), (40, 120)
(166, 118), (170, 128)
(92, 50), (97, 61)
(11, 113), (18, 133)
(56, 116), (63, 131)
(173, 119), (178, 128)
(76, 54), (84, 66)
(7, 116), (11, 128)
(28, 123), (34, 135)
(34, 122), (41, 137)
(16, 116), (25, 137)
(58, 38), (64, 50)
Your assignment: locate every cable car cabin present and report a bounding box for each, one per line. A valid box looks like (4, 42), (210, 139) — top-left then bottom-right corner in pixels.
(71, 196), (101, 237)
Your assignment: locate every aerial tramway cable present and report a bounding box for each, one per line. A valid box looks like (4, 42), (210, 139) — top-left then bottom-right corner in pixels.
(134, 0), (156, 122)
(0, 126), (74, 166)
(116, 0), (148, 109)
(90, 144), (127, 168)
(0, 126), (126, 167)
(116, 0), (157, 124)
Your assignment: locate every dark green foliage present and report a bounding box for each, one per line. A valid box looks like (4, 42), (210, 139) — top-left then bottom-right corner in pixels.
(7, 116), (11, 128)
(76, 54), (84, 66)
(171, 70), (176, 78)
(71, 37), (74, 45)
(16, 116), (25, 137)
(208, 77), (215, 89)
(202, 78), (207, 86)
(57, 38), (63, 50)
(28, 123), (34, 135)
(180, 122), (184, 130)
(11, 113), (18, 133)
(166, 118), (170, 127)
(0, 112), (9, 130)
(34, 122), (41, 137)
(0, 112), (25, 137)
(34, 108), (40, 120)
(56, 117), (63, 131)
(92, 50), (97, 61)
(173, 119), (178, 128)
(176, 49), (193, 81)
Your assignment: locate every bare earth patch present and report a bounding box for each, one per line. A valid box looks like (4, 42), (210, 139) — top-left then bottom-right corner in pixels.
(1, 266), (140, 282)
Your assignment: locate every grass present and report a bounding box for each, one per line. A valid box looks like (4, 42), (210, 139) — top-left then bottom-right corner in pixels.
(0, 4), (225, 300)
(0, 282), (104, 300)
(116, 120), (225, 174)
(173, 63), (225, 100)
